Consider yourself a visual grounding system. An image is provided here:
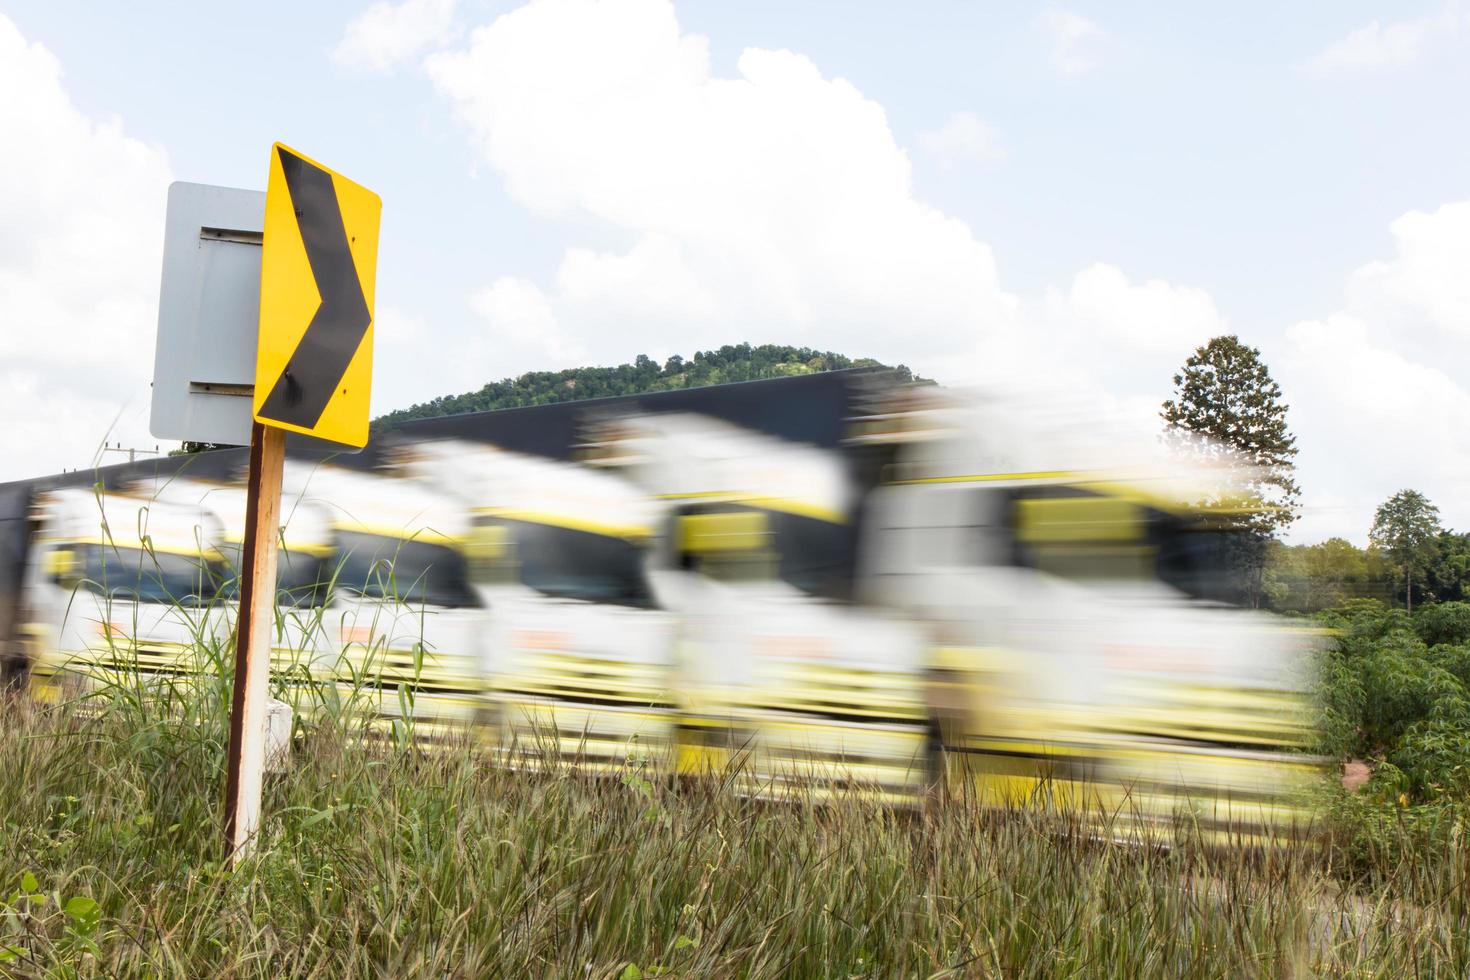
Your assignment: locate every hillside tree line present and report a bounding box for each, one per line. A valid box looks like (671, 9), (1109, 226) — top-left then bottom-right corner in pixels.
(373, 344), (917, 432)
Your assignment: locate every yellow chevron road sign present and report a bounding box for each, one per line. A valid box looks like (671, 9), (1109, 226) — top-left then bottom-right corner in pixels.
(252, 143), (381, 448)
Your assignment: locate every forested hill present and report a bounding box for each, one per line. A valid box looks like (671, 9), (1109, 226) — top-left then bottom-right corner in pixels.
(372, 344), (919, 430)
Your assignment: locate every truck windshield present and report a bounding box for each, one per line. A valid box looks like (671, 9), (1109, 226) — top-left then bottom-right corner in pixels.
(483, 518), (655, 609)
(1005, 486), (1258, 603)
(76, 544), (225, 607)
(672, 504), (853, 601)
(1007, 486), (1154, 583)
(217, 546), (332, 608)
(769, 511), (853, 601)
(333, 530), (480, 609)
(1153, 520), (1260, 605)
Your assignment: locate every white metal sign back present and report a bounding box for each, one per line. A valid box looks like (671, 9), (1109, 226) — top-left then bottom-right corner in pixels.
(149, 181), (266, 447)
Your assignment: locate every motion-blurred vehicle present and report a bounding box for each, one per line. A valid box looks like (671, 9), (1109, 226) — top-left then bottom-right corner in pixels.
(851, 387), (1318, 838)
(403, 441), (678, 772)
(587, 414), (933, 802)
(9, 369), (1321, 841)
(128, 476), (338, 715)
(286, 463), (486, 744)
(23, 487), (226, 703)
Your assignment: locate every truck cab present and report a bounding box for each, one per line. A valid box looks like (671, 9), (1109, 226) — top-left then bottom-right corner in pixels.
(587, 413), (932, 802)
(285, 463), (486, 745)
(852, 388), (1318, 837)
(402, 440), (677, 773)
(23, 487), (227, 704)
(127, 476), (338, 716)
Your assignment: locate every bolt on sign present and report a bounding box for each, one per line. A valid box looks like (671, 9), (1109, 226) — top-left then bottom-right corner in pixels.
(253, 143), (381, 447)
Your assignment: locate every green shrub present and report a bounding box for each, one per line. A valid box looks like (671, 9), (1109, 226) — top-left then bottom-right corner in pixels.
(1317, 601), (1470, 806)
(1390, 716), (1470, 798)
(1413, 601), (1470, 647)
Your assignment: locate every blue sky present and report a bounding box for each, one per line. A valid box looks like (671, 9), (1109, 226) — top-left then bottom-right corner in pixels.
(16, 1), (1466, 327)
(2, 0), (1468, 542)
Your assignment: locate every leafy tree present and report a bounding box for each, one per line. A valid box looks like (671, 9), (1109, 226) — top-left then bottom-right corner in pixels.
(1265, 536), (1380, 613)
(1161, 335), (1300, 606)
(1370, 490), (1443, 612)
(1427, 530), (1470, 605)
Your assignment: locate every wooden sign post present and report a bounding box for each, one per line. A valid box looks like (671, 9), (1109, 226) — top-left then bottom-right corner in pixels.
(220, 144), (380, 866)
(222, 422), (285, 862)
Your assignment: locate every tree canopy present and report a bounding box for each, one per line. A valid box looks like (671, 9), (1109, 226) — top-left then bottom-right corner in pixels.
(1161, 335), (1301, 536)
(1264, 536), (1384, 613)
(1371, 489), (1444, 611)
(372, 344), (917, 432)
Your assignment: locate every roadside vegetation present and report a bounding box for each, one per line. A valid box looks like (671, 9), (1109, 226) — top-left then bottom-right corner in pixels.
(1313, 599), (1470, 876)
(2, 597), (1470, 977)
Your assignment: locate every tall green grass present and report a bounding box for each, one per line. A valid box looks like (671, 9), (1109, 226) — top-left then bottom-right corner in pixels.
(3, 679), (1468, 977)
(11, 532), (1470, 977)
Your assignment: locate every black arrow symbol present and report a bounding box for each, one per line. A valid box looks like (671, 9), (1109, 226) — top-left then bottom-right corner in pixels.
(257, 147), (372, 431)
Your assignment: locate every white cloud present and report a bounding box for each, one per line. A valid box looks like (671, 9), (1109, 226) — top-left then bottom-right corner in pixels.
(1050, 263), (1226, 361)
(332, 0), (459, 72)
(1039, 9), (1106, 77)
(917, 111), (1005, 167)
(1029, 235), (1470, 544)
(1303, 8), (1466, 77)
(412, 0), (1468, 545)
(0, 14), (172, 481)
(1349, 201), (1470, 342)
(425, 0), (1017, 376)
(371, 290), (590, 417)
(1013, 225), (1470, 546)
(1271, 202), (1470, 543)
(421, 0), (1241, 474)
(1017, 263), (1231, 440)
(471, 276), (587, 367)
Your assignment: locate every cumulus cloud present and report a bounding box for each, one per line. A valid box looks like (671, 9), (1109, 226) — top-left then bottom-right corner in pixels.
(410, 0), (1464, 544)
(959, 262), (1232, 463)
(1039, 9), (1106, 77)
(1272, 203), (1470, 542)
(471, 277), (587, 367)
(1303, 8), (1466, 77)
(332, 0), (459, 72)
(0, 13), (172, 481)
(415, 5), (1297, 441)
(917, 111), (1005, 167)
(1033, 237), (1470, 544)
(425, 0), (1018, 376)
(1051, 264), (1226, 358)
(418, 0), (1260, 479)
(1349, 201), (1470, 343)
